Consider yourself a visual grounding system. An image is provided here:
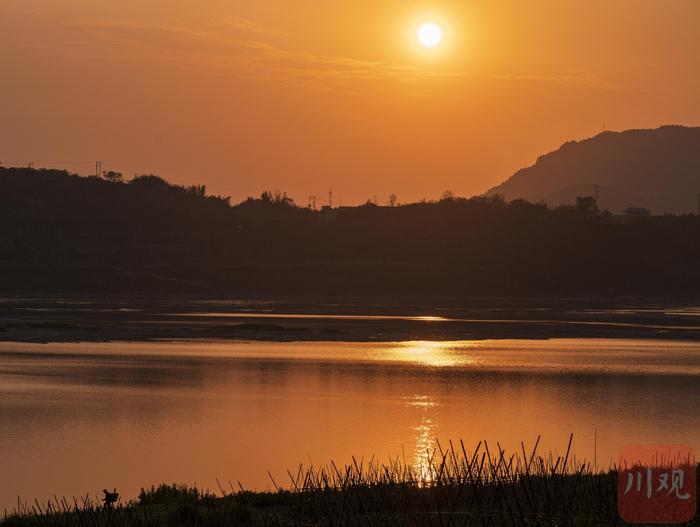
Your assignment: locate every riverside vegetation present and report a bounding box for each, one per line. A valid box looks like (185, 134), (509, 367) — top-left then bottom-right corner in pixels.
(3, 437), (698, 526)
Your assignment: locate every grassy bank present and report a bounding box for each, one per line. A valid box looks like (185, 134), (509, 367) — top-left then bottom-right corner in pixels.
(3, 439), (698, 526)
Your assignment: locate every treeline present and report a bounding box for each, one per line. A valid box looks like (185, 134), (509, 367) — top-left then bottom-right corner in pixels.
(1, 167), (699, 298)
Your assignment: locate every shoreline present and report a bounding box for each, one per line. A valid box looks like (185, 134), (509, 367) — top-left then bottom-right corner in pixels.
(4, 460), (698, 526)
(2, 297), (700, 344)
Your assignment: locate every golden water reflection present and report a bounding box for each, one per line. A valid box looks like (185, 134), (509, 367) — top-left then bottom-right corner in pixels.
(386, 341), (479, 368)
(413, 416), (436, 483)
(0, 339), (698, 510)
(405, 394), (438, 484)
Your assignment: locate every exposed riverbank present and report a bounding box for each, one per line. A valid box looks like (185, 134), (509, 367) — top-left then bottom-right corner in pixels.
(1, 297), (699, 343)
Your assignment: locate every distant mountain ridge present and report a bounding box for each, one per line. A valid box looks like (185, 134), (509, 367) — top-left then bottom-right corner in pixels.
(486, 125), (700, 214)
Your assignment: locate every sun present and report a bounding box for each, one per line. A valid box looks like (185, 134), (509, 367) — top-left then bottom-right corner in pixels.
(417, 22), (444, 49)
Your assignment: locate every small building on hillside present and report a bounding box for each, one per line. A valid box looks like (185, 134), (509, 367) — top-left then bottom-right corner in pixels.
(319, 205), (337, 221)
(623, 207), (651, 217)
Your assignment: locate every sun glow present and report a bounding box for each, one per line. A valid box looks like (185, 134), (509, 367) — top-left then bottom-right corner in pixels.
(391, 341), (470, 368)
(417, 22), (444, 48)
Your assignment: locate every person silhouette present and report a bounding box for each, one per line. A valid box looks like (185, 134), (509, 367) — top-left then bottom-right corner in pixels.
(102, 488), (119, 510)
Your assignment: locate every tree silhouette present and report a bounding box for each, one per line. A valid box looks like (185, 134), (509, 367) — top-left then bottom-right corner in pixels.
(1, 166), (699, 297)
(103, 171), (124, 183)
(576, 196), (599, 214)
(441, 190), (455, 201)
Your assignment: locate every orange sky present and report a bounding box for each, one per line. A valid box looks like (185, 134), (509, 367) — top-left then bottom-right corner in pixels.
(1, 0), (699, 205)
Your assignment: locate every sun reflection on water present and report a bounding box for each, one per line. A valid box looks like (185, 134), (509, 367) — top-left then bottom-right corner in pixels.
(405, 394), (438, 485)
(403, 394), (436, 409)
(388, 341), (477, 368)
(413, 416), (436, 484)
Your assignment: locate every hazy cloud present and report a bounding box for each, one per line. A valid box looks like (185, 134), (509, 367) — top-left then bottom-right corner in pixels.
(219, 16), (291, 38)
(488, 72), (619, 89)
(12, 9), (613, 95)
(66, 17), (467, 93)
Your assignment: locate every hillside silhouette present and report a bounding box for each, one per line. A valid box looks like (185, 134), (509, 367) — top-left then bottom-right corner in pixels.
(1, 166), (699, 298)
(487, 125), (700, 214)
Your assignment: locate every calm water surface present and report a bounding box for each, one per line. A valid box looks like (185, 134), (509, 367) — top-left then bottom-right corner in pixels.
(1, 338), (699, 511)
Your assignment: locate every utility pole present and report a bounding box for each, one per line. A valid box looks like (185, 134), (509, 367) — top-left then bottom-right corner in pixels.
(594, 184), (600, 207)
(329, 189), (333, 208)
(96, 161), (103, 178)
